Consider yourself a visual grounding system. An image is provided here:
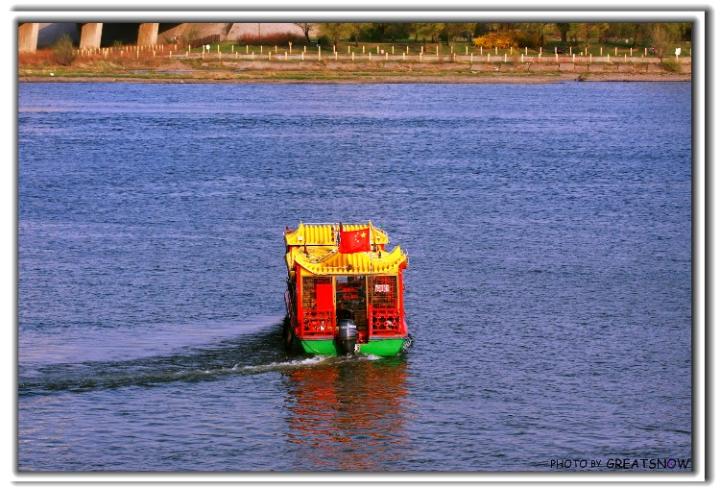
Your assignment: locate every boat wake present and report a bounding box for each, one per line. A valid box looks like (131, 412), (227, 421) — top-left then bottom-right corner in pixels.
(19, 320), (387, 397)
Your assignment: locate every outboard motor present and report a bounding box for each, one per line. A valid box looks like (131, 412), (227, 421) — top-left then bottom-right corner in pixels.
(337, 319), (358, 354)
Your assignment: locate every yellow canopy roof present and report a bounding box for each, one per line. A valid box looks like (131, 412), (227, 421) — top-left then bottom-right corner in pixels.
(285, 222), (389, 247)
(284, 222), (406, 276)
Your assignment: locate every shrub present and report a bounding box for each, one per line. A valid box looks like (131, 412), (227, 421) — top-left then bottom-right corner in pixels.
(512, 31), (542, 49)
(474, 30), (545, 50)
(237, 32), (305, 46)
(177, 26), (199, 48)
(18, 50), (55, 67)
(315, 35), (330, 47)
(52, 34), (75, 66)
(473, 32), (516, 49)
(660, 60), (681, 73)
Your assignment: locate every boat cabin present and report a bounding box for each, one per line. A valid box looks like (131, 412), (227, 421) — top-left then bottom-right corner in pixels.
(283, 222), (408, 356)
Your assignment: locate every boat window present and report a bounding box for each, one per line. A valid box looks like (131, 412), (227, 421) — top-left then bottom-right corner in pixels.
(302, 277), (333, 312)
(370, 276), (397, 309)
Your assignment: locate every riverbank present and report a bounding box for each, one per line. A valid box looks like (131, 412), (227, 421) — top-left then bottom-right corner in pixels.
(19, 72), (691, 84)
(18, 56), (692, 84)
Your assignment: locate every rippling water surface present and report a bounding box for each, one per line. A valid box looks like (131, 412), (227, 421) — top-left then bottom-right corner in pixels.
(18, 82), (691, 472)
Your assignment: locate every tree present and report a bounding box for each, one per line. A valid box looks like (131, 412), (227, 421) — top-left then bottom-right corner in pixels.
(514, 22), (547, 48)
(568, 23), (595, 47)
(578, 23), (591, 47)
(415, 23), (445, 43)
(650, 23), (683, 59)
(294, 23), (314, 42)
(347, 23), (370, 45)
(595, 22), (611, 43)
(385, 23), (411, 42)
(318, 23), (351, 46)
(374, 23), (389, 42)
(474, 23), (491, 36)
(408, 23), (422, 41)
(632, 23), (652, 46)
(489, 23), (515, 33)
(177, 25), (199, 47)
(681, 22), (692, 41)
(444, 23), (476, 44)
(52, 34), (75, 66)
(604, 23), (637, 43)
(556, 23), (570, 43)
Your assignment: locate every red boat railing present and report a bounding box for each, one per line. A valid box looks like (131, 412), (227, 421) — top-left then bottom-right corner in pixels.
(301, 310), (335, 337)
(370, 307), (402, 336)
(299, 276), (335, 337)
(368, 275), (404, 337)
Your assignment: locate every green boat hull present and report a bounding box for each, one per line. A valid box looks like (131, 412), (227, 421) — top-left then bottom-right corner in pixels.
(358, 338), (406, 356)
(299, 338), (406, 357)
(298, 339), (337, 356)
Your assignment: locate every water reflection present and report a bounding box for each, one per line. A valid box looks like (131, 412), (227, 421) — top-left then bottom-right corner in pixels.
(284, 358), (410, 471)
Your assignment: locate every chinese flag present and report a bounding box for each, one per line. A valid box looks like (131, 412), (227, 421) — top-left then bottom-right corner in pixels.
(339, 227), (371, 253)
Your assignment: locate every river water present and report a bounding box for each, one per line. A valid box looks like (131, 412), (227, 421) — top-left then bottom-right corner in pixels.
(18, 82), (692, 472)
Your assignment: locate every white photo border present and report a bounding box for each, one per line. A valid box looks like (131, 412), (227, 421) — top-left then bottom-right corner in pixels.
(8, 2), (707, 484)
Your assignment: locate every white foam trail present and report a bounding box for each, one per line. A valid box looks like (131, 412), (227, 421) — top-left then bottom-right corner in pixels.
(237, 355), (329, 374)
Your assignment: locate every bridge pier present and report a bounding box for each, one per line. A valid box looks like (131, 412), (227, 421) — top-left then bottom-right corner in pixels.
(18, 23), (39, 52)
(137, 23), (159, 46)
(79, 22), (103, 49)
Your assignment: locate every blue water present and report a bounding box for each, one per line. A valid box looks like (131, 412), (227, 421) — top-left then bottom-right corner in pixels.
(18, 82), (692, 472)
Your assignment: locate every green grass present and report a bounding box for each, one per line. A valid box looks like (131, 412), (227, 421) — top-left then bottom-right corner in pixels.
(184, 39), (693, 59)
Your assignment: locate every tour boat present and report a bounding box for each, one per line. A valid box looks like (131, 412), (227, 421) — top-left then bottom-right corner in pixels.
(283, 222), (409, 357)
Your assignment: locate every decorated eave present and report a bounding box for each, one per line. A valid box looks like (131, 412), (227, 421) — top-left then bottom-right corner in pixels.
(288, 246), (407, 276)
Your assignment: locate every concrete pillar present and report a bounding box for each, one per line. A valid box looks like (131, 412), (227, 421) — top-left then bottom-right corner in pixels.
(137, 23), (159, 46)
(79, 23), (103, 49)
(18, 23), (39, 53)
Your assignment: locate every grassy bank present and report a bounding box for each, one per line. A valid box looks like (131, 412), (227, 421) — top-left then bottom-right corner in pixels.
(18, 48), (692, 84)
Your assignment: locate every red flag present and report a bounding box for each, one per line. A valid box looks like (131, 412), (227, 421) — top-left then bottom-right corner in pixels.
(339, 227), (371, 253)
